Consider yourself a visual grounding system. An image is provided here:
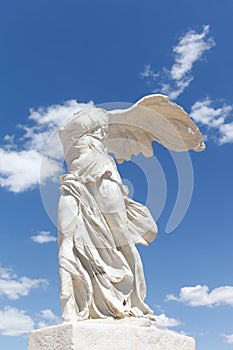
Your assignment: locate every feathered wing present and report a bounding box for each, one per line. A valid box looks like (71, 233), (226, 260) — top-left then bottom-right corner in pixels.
(106, 94), (205, 163)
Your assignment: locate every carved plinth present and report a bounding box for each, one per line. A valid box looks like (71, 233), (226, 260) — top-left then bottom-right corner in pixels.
(28, 318), (195, 350)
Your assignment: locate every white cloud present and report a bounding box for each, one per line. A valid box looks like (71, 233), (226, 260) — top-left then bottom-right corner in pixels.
(37, 309), (62, 329)
(166, 285), (233, 307)
(140, 64), (159, 80)
(0, 306), (62, 337)
(167, 25), (215, 99)
(141, 25), (215, 99)
(219, 122), (233, 144)
(0, 266), (17, 280)
(0, 148), (59, 193)
(0, 307), (34, 336)
(165, 76), (193, 100)
(0, 100), (93, 193)
(31, 230), (57, 244)
(29, 100), (92, 125)
(190, 99), (233, 144)
(190, 99), (232, 127)
(0, 265), (48, 300)
(3, 134), (15, 149)
(155, 313), (181, 329)
(170, 25), (214, 81)
(222, 333), (233, 344)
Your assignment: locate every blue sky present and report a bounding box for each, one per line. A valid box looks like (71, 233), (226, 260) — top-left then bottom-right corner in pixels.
(0, 1), (233, 349)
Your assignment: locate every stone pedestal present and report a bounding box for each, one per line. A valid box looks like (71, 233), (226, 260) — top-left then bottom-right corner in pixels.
(28, 318), (195, 350)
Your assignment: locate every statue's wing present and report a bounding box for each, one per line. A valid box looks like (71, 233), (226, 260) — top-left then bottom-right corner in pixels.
(106, 94), (205, 163)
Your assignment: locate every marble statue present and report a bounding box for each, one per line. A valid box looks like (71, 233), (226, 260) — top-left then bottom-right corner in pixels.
(57, 94), (205, 322)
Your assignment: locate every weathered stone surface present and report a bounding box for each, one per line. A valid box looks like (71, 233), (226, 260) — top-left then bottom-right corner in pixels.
(28, 318), (195, 350)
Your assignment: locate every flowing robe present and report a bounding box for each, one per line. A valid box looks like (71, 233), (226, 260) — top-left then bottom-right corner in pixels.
(58, 133), (158, 321)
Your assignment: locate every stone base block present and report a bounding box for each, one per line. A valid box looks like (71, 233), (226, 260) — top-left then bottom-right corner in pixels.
(28, 318), (195, 350)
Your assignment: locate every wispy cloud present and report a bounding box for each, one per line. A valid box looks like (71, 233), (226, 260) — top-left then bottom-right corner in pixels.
(0, 100), (93, 193)
(0, 307), (34, 336)
(155, 313), (181, 329)
(170, 25), (214, 81)
(0, 148), (59, 193)
(0, 307), (62, 336)
(140, 64), (159, 80)
(31, 230), (57, 244)
(222, 333), (233, 344)
(219, 122), (233, 144)
(190, 99), (233, 144)
(36, 309), (62, 329)
(139, 26), (233, 146)
(166, 285), (233, 307)
(0, 265), (48, 300)
(140, 25), (215, 99)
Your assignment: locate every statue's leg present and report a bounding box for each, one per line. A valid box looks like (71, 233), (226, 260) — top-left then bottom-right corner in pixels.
(88, 178), (129, 247)
(88, 179), (154, 317)
(58, 192), (91, 321)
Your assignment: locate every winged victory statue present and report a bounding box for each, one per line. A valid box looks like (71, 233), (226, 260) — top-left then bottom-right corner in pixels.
(57, 94), (205, 322)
